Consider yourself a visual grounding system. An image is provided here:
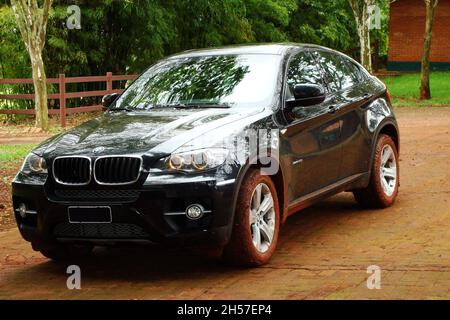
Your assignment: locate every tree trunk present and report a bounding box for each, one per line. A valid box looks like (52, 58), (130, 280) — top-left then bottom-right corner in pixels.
(420, 0), (438, 100)
(358, 14), (373, 73)
(30, 49), (49, 131)
(348, 0), (374, 74)
(10, 0), (53, 131)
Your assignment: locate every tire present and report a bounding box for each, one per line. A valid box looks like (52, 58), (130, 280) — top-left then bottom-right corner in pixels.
(353, 134), (399, 208)
(222, 169), (280, 267)
(38, 243), (93, 262)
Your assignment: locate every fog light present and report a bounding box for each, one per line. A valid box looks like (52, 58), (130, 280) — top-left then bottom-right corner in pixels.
(18, 203), (27, 218)
(186, 204), (204, 220)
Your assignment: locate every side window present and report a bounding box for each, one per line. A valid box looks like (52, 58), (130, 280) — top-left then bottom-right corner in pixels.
(286, 51), (324, 100)
(344, 59), (365, 83)
(314, 51), (356, 92)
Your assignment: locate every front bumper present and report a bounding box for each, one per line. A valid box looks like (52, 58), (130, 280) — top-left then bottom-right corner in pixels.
(12, 172), (238, 248)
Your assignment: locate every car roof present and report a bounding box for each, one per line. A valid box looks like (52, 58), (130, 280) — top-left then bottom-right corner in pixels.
(166, 43), (328, 59)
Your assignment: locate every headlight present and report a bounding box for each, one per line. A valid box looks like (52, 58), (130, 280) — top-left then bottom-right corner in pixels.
(165, 148), (229, 173)
(20, 153), (47, 174)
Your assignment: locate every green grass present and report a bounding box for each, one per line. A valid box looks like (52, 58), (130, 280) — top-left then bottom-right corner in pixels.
(382, 72), (450, 107)
(0, 144), (36, 163)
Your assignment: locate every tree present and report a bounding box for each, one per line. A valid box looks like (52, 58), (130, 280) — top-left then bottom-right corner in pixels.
(287, 0), (356, 52)
(420, 0), (438, 100)
(10, 0), (53, 131)
(347, 0), (376, 73)
(0, 6), (35, 112)
(244, 0), (297, 41)
(0, 0), (391, 121)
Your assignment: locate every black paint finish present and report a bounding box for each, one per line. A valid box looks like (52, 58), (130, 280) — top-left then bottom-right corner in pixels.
(12, 43), (399, 249)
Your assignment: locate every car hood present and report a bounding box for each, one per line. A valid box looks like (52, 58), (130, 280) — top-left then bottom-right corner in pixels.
(37, 107), (267, 158)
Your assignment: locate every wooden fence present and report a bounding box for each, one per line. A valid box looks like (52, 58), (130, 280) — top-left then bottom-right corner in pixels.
(0, 72), (138, 127)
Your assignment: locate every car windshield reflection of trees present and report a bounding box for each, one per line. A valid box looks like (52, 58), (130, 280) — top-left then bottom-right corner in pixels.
(116, 55), (251, 111)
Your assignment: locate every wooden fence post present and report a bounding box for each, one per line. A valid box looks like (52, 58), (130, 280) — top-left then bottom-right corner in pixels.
(106, 72), (113, 94)
(59, 74), (66, 127)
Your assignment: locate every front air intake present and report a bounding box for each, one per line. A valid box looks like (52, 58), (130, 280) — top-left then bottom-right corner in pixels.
(94, 156), (142, 185)
(53, 156), (91, 185)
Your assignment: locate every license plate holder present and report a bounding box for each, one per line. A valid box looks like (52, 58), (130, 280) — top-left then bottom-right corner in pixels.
(68, 206), (112, 223)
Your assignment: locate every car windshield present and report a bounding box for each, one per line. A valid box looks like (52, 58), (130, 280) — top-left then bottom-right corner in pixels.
(112, 54), (281, 111)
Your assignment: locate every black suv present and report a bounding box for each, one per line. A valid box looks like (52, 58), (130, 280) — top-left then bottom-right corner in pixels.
(12, 44), (399, 266)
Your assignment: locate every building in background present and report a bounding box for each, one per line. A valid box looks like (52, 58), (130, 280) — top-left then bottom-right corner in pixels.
(388, 0), (450, 71)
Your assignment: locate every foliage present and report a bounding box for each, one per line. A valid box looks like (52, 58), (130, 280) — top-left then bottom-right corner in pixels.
(1, 0), (368, 80)
(0, 6), (34, 111)
(371, 0), (390, 56)
(0, 0), (393, 118)
(245, 0), (297, 41)
(287, 0), (356, 51)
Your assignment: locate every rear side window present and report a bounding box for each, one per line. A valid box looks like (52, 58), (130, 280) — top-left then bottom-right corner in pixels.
(344, 58), (365, 83)
(313, 51), (358, 93)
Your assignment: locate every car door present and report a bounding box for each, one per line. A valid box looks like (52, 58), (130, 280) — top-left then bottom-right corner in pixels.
(338, 57), (374, 177)
(314, 51), (373, 179)
(282, 50), (343, 202)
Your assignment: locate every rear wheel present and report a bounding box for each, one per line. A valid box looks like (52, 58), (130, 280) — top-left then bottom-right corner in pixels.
(38, 243), (93, 262)
(222, 169), (280, 266)
(353, 134), (399, 208)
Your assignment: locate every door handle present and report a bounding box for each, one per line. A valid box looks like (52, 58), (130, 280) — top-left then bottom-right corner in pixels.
(362, 93), (373, 100)
(328, 105), (337, 114)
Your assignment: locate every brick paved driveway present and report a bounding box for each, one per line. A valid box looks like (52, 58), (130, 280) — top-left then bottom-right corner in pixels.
(0, 107), (449, 299)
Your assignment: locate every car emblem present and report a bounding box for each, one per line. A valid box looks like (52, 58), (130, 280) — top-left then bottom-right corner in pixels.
(93, 146), (105, 154)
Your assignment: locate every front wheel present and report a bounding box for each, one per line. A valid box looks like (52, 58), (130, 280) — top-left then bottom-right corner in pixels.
(222, 169), (280, 266)
(353, 134), (399, 208)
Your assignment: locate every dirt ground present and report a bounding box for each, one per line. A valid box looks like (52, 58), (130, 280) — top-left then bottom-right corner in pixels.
(0, 107), (449, 299)
(0, 163), (18, 230)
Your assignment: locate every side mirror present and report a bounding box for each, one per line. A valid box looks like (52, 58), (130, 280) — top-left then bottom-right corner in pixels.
(102, 93), (120, 110)
(286, 84), (326, 109)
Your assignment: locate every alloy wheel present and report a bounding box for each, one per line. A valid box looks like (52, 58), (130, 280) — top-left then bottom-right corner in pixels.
(379, 144), (397, 197)
(249, 183), (276, 253)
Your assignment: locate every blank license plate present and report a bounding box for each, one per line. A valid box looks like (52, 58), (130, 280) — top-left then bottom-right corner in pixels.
(68, 206), (112, 223)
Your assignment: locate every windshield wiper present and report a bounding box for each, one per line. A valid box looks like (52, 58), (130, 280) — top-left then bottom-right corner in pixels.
(167, 103), (231, 109)
(109, 106), (134, 112)
(110, 103), (231, 111)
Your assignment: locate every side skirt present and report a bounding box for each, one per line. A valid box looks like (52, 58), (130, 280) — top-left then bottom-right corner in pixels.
(287, 172), (370, 217)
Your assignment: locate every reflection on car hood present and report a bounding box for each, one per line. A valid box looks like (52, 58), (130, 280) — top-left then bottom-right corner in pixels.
(36, 108), (266, 158)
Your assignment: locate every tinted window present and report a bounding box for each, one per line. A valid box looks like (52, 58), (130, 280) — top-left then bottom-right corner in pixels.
(314, 51), (357, 92)
(344, 59), (365, 83)
(286, 52), (323, 100)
